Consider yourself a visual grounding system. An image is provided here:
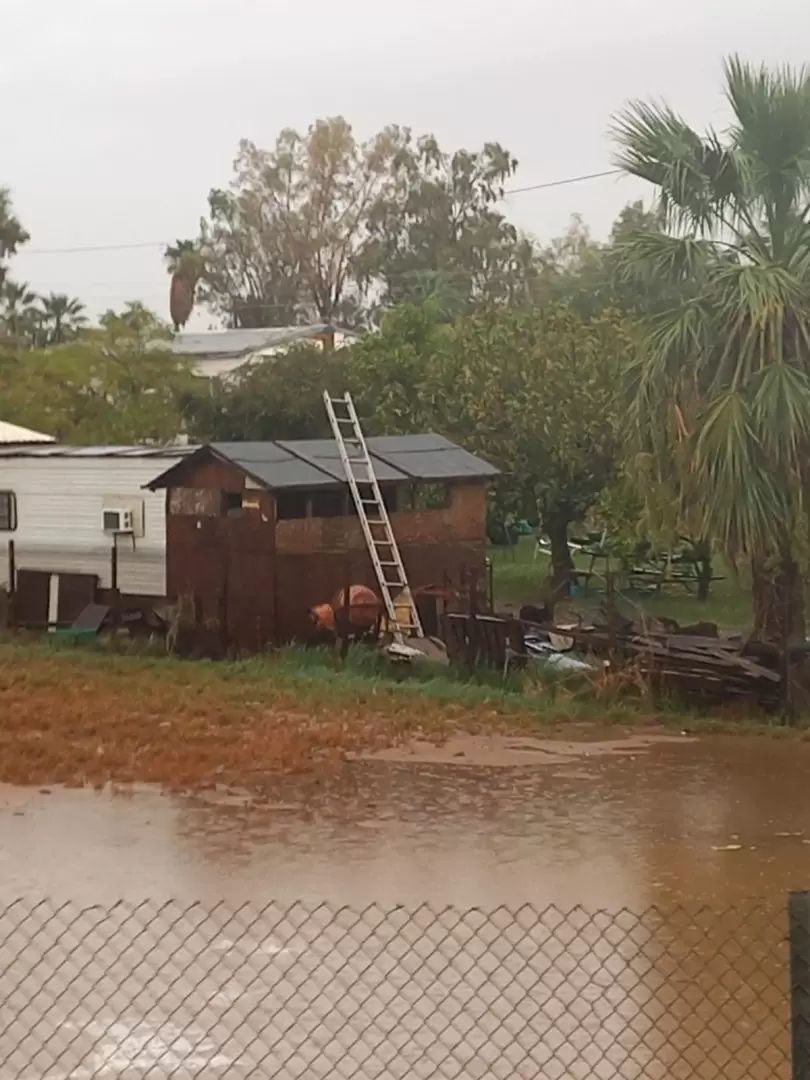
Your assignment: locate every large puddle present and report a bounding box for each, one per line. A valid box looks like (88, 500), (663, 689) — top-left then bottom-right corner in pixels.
(0, 733), (805, 1080)
(1, 733), (808, 907)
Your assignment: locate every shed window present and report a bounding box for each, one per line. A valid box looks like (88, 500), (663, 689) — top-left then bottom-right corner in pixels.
(310, 490), (347, 518)
(412, 483), (451, 510)
(223, 491), (244, 517)
(381, 486), (399, 513)
(0, 492), (17, 532)
(276, 491), (308, 520)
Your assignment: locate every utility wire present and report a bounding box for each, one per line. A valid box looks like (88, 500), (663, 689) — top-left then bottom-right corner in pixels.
(503, 168), (622, 196)
(20, 167), (625, 258)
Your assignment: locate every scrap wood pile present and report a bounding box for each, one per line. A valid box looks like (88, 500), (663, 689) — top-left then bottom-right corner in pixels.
(546, 625), (783, 708)
(446, 603), (793, 709)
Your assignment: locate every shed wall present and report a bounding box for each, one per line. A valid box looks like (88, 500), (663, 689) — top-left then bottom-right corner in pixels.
(165, 460), (276, 651)
(274, 542), (487, 642)
(275, 483), (486, 553)
(163, 463), (488, 648)
(0, 457), (174, 597)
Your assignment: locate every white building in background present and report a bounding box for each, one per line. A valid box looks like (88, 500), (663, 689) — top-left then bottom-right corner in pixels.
(159, 324), (362, 380)
(0, 444), (193, 605)
(0, 420), (55, 444)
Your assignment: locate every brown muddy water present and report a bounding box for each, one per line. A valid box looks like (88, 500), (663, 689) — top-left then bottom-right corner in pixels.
(0, 733), (806, 1080)
(0, 732), (807, 908)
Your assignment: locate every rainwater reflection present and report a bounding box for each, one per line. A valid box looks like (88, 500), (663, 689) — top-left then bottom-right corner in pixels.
(0, 734), (807, 908)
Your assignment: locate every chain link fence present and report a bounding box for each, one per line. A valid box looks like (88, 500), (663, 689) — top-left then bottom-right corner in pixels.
(0, 898), (797, 1079)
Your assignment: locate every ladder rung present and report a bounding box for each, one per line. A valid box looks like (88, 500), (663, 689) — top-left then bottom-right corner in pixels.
(325, 388), (423, 639)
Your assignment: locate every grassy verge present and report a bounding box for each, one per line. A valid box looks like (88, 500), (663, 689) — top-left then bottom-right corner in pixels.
(0, 635), (808, 793)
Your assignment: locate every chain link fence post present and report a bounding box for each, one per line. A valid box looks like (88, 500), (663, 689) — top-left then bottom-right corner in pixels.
(790, 891), (810, 1080)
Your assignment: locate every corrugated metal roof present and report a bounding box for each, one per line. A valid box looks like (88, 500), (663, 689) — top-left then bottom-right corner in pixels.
(0, 420), (55, 444)
(0, 443), (195, 460)
(147, 436), (498, 491)
(165, 325), (360, 359)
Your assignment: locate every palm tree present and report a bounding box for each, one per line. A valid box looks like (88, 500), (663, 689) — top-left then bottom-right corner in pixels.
(0, 279), (39, 345)
(613, 56), (810, 642)
(165, 239), (205, 330)
(39, 292), (87, 344)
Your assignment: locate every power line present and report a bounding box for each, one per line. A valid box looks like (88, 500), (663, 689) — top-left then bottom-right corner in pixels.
(19, 167), (624, 258)
(504, 168), (622, 196)
(21, 240), (167, 257)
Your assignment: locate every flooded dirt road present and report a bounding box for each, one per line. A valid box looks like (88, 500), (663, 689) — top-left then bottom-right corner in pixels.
(0, 732), (804, 1080)
(1, 732), (808, 908)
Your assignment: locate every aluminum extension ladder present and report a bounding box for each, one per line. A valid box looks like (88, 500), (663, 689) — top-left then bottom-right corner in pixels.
(323, 391), (423, 641)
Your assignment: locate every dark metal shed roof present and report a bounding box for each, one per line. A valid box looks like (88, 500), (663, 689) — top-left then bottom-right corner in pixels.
(276, 440), (408, 484)
(369, 435), (500, 481)
(146, 436), (498, 491)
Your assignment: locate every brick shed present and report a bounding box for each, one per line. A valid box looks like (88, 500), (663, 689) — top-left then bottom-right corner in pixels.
(145, 437), (498, 650)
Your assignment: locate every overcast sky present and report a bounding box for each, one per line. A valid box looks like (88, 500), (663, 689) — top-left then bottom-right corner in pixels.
(3, 0), (809, 327)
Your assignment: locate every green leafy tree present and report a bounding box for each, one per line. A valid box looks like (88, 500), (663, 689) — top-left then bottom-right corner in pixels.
(186, 117), (411, 327)
(0, 188), (29, 288)
(177, 119), (536, 327)
(350, 302), (630, 587)
(531, 204), (678, 317)
(96, 301), (172, 350)
(362, 137), (535, 314)
(185, 344), (349, 441)
(614, 55), (810, 639)
(0, 340), (193, 443)
(1, 301), (188, 442)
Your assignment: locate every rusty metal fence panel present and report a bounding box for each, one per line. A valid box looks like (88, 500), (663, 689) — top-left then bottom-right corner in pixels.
(0, 899), (791, 1079)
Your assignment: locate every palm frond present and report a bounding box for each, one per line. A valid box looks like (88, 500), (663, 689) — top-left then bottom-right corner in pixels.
(692, 390), (784, 556)
(725, 55), (810, 255)
(751, 361), (810, 466)
(611, 230), (715, 287)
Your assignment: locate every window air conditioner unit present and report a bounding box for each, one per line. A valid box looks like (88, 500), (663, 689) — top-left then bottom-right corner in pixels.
(103, 508), (134, 533)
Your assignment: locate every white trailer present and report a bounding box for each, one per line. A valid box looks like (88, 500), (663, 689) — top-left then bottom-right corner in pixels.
(0, 445), (192, 605)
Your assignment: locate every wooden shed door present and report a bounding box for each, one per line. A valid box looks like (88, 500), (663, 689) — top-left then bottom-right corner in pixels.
(167, 516), (275, 652)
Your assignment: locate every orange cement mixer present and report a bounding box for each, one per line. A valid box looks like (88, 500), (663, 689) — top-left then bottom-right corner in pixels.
(309, 585), (382, 635)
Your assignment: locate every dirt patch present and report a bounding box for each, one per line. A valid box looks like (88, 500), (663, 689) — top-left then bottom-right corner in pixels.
(0, 645), (685, 791)
(359, 732), (693, 768)
(0, 650), (427, 789)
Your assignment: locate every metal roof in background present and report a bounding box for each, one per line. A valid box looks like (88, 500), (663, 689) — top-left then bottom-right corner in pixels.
(0, 444), (195, 460)
(153, 435), (499, 491)
(164, 325), (360, 360)
(0, 420), (56, 445)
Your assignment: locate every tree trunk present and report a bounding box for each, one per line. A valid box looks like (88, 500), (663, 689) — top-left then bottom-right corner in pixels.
(696, 558), (713, 602)
(544, 512), (574, 598)
(752, 554), (805, 643)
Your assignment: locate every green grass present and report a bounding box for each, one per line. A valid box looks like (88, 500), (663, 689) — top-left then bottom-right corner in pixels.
(489, 538), (753, 631)
(4, 633), (807, 736)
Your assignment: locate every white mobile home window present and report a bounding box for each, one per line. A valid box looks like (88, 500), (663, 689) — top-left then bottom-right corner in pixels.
(0, 492), (17, 531)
